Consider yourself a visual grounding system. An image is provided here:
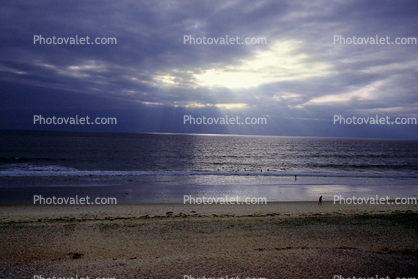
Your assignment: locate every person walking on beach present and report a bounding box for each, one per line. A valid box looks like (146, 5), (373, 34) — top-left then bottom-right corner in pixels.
(318, 195), (322, 205)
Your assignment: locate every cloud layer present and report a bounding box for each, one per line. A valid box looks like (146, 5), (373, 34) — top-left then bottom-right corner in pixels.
(1, 0), (418, 138)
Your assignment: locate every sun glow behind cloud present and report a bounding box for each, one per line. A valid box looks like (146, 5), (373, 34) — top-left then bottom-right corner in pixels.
(215, 103), (248, 109)
(193, 40), (330, 89)
(182, 102), (248, 109)
(147, 40), (331, 109)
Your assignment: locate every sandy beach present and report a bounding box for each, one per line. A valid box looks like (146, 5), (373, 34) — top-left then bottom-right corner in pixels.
(1, 202), (418, 278)
(3, 0), (418, 277)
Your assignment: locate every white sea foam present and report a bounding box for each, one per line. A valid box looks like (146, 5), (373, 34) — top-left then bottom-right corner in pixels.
(1, 163), (417, 179)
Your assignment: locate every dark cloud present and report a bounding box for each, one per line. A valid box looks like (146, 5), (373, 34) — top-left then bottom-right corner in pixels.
(0, 0), (417, 138)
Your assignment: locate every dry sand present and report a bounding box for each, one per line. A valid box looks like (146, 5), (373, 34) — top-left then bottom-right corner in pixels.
(1, 202), (418, 278)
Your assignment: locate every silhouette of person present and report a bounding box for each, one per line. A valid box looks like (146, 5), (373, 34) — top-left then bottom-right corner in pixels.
(318, 195), (322, 205)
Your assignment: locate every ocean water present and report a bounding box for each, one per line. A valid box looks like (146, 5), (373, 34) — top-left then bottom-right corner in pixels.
(1, 130), (418, 203)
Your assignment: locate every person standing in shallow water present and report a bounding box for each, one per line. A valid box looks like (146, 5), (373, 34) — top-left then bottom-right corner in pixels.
(318, 195), (322, 205)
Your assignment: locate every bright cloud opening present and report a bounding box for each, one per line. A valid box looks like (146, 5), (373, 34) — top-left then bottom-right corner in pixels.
(193, 40), (330, 89)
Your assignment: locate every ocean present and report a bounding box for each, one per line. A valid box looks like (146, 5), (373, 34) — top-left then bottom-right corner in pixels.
(1, 130), (418, 204)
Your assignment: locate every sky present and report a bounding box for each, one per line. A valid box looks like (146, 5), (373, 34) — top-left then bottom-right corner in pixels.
(1, 0), (418, 139)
